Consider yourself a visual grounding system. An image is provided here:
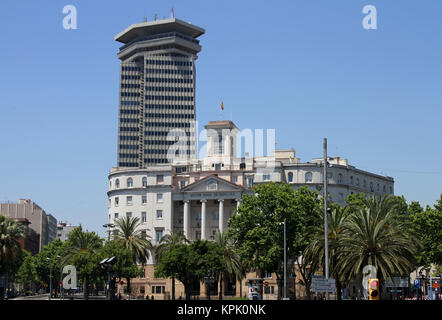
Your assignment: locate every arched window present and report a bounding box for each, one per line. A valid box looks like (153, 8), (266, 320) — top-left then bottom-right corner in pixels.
(127, 178), (133, 188)
(288, 172), (293, 183)
(115, 179), (120, 189)
(142, 177), (147, 187)
(305, 172), (313, 183)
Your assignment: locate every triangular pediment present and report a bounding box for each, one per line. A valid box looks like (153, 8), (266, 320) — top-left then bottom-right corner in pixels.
(181, 175), (243, 193)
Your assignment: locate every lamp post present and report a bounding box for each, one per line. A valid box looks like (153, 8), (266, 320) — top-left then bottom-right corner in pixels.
(323, 138), (330, 300)
(283, 219), (287, 300)
(103, 223), (115, 241)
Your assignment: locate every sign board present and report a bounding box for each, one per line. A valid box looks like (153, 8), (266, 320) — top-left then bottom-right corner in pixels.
(264, 281), (269, 287)
(413, 279), (420, 289)
(312, 276), (336, 293)
(385, 277), (409, 288)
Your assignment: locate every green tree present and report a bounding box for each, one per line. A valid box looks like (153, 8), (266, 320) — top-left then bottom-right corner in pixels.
(155, 239), (225, 300)
(336, 195), (420, 295)
(16, 250), (37, 292)
(227, 183), (321, 299)
(62, 226), (103, 300)
(34, 238), (66, 294)
(0, 215), (25, 275)
(214, 230), (240, 300)
(155, 231), (189, 300)
(101, 240), (142, 299)
(408, 196), (442, 267)
(303, 204), (350, 300)
(114, 216), (153, 295)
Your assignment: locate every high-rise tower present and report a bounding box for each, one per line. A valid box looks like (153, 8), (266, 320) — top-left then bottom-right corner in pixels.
(115, 18), (205, 167)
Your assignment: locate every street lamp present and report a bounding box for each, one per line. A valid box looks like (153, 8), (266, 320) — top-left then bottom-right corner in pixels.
(323, 138), (330, 300)
(103, 223), (115, 241)
(47, 255), (61, 300)
(100, 256), (117, 300)
(279, 220), (288, 300)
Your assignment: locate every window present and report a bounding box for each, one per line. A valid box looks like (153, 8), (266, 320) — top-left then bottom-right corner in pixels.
(156, 210), (163, 219)
(263, 174), (271, 181)
(370, 182), (374, 192)
(377, 183), (380, 191)
(127, 178), (133, 188)
(126, 212), (132, 219)
(141, 230), (147, 240)
(363, 180), (367, 188)
(215, 163), (222, 171)
(383, 185), (386, 193)
(356, 177), (360, 186)
(213, 211), (219, 220)
(142, 177), (147, 187)
(180, 180), (186, 188)
(233, 176), (238, 183)
(248, 178), (254, 188)
(207, 181), (217, 191)
(141, 212), (147, 223)
(350, 176), (353, 185)
(114, 213), (119, 219)
(109, 181), (112, 189)
(157, 175), (164, 184)
(305, 172), (313, 183)
(108, 199), (111, 207)
(156, 193), (163, 203)
(339, 193), (344, 201)
(127, 196), (133, 205)
(197, 212), (201, 221)
(142, 195), (147, 205)
(390, 186), (393, 194)
(155, 229), (164, 242)
(288, 172), (293, 182)
(337, 173), (343, 184)
(115, 179), (120, 189)
(115, 197), (119, 206)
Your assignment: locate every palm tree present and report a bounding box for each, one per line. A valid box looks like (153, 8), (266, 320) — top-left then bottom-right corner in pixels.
(155, 231), (189, 300)
(303, 205), (350, 299)
(0, 215), (25, 275)
(114, 216), (153, 296)
(62, 227), (102, 300)
(336, 195), (420, 297)
(214, 230), (241, 300)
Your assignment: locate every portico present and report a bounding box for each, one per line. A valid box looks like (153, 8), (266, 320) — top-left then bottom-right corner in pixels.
(172, 175), (243, 240)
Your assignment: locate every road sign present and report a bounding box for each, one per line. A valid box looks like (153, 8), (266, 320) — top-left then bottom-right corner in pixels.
(414, 279), (420, 289)
(264, 281), (269, 287)
(385, 277), (409, 288)
(312, 276), (336, 293)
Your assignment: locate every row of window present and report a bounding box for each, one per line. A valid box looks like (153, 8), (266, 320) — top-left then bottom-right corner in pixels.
(146, 104), (194, 110)
(146, 68), (193, 75)
(145, 95), (194, 102)
(146, 59), (192, 67)
(144, 149), (192, 155)
(120, 145), (139, 150)
(146, 77), (192, 84)
(145, 130), (192, 136)
(121, 83), (140, 89)
(145, 113), (194, 119)
(120, 127), (139, 132)
(120, 109), (140, 115)
(121, 75), (139, 80)
(286, 171), (392, 193)
(111, 176), (164, 189)
(120, 136), (139, 141)
(119, 153), (138, 158)
(120, 118), (139, 123)
(145, 140), (191, 146)
(121, 92), (140, 97)
(144, 158), (169, 164)
(146, 86), (193, 93)
(121, 66), (141, 72)
(112, 210), (162, 223)
(118, 162), (138, 167)
(145, 122), (191, 128)
(121, 100), (140, 106)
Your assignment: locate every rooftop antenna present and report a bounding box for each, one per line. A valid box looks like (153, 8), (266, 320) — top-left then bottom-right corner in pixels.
(171, 7), (175, 18)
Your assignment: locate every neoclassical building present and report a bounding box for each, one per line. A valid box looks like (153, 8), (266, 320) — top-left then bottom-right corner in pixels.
(107, 120), (394, 299)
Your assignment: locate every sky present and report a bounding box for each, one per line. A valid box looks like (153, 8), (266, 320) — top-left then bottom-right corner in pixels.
(0, 0), (441, 238)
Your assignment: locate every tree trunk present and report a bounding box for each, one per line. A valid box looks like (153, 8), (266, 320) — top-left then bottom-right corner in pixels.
(185, 284), (191, 300)
(172, 277), (175, 300)
(276, 277), (283, 300)
(239, 278), (242, 298)
(218, 274), (223, 300)
(83, 276), (88, 300)
(336, 279), (342, 300)
(127, 278), (131, 298)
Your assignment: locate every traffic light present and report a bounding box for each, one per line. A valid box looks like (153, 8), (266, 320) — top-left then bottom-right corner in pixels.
(369, 278), (380, 300)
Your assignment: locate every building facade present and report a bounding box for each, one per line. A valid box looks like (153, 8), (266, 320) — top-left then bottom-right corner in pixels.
(107, 120), (394, 299)
(108, 17), (394, 299)
(0, 199), (58, 252)
(56, 222), (77, 241)
(115, 18), (204, 167)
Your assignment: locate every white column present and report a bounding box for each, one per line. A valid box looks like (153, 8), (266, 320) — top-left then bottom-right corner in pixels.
(183, 200), (190, 240)
(201, 199), (207, 240)
(218, 199), (224, 233)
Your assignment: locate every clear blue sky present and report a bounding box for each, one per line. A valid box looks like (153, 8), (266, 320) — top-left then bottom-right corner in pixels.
(0, 0), (441, 237)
